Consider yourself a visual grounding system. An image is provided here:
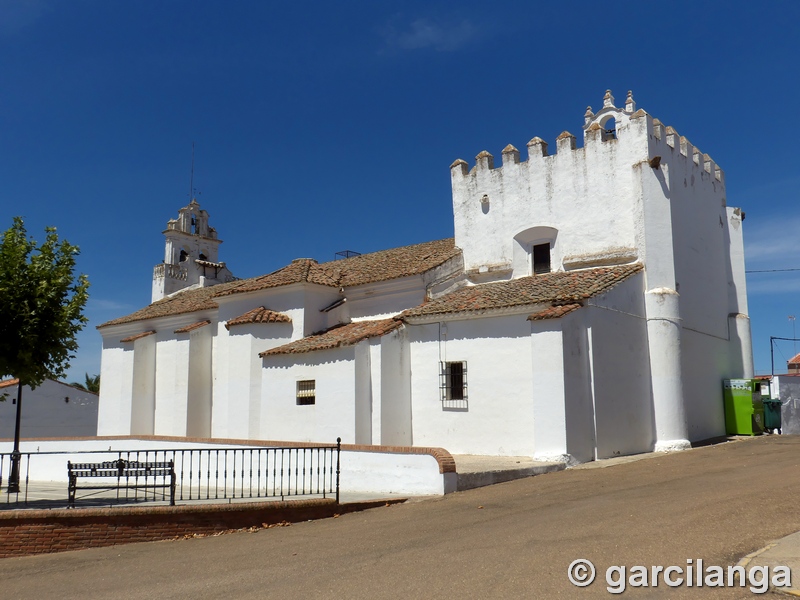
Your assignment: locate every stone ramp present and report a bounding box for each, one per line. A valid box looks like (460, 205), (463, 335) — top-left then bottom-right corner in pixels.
(452, 455), (565, 491)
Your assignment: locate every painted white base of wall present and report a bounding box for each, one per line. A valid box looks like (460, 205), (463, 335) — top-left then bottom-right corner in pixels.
(342, 451), (456, 495)
(0, 438), (455, 497)
(532, 453), (578, 466)
(653, 439), (691, 452)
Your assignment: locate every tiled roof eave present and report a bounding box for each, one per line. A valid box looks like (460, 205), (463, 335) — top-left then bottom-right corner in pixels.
(120, 330), (156, 343)
(399, 263), (643, 321)
(225, 307), (292, 329)
(174, 320), (212, 334)
(401, 304), (548, 324)
(528, 302), (583, 321)
(260, 319), (401, 358)
(214, 279), (337, 301)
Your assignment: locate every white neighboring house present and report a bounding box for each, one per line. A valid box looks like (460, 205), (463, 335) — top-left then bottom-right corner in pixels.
(0, 379), (99, 438)
(96, 90), (752, 463)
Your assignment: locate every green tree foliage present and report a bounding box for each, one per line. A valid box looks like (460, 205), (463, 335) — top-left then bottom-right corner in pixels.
(71, 372), (100, 394)
(0, 217), (90, 389)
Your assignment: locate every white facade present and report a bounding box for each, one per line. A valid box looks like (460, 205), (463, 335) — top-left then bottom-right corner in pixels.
(0, 379), (98, 438)
(97, 90), (753, 463)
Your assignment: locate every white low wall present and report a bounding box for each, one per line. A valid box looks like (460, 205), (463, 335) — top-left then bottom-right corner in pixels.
(0, 438), (455, 496)
(342, 450), (456, 496)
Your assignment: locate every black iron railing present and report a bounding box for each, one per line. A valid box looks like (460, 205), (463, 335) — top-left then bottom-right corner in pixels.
(0, 439), (341, 509)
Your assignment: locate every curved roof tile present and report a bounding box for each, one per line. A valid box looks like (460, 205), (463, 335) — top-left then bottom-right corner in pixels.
(401, 264), (643, 319)
(260, 319), (401, 357)
(225, 307), (291, 330)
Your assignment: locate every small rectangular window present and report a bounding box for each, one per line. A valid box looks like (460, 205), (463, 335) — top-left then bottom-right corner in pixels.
(533, 243), (551, 274)
(296, 380), (316, 405)
(440, 361), (467, 404)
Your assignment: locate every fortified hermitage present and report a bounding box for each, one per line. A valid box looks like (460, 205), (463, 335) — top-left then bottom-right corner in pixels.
(96, 90), (752, 463)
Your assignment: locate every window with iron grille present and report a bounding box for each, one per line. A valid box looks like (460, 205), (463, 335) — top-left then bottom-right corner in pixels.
(440, 361), (467, 407)
(296, 380), (316, 405)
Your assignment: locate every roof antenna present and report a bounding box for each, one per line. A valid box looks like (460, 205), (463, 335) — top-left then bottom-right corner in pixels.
(189, 142), (195, 202)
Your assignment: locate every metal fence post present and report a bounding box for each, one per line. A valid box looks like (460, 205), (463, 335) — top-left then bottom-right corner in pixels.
(335, 437), (341, 504)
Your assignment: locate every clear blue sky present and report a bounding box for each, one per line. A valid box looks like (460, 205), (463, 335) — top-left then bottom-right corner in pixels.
(1, 1), (798, 381)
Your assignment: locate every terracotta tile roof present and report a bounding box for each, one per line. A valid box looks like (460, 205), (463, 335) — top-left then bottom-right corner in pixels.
(330, 238), (459, 287)
(98, 279), (242, 328)
(120, 330), (156, 343)
(215, 259), (340, 297)
(217, 238), (459, 297)
(225, 307), (292, 330)
(99, 239), (459, 328)
(174, 320), (211, 334)
(260, 319), (401, 357)
(400, 264), (643, 319)
(528, 303), (582, 321)
(789, 353), (800, 365)
(0, 378), (19, 389)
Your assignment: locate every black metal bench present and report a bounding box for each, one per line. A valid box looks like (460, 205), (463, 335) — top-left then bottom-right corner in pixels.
(67, 458), (176, 508)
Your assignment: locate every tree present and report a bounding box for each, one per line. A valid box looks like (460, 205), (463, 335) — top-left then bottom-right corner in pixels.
(0, 217), (89, 492)
(71, 373), (100, 394)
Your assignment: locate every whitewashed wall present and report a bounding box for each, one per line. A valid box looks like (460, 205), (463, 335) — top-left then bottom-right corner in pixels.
(347, 277), (427, 321)
(343, 450), (456, 495)
(367, 340), (382, 445)
(97, 342), (134, 435)
(642, 125), (748, 443)
(653, 129), (728, 339)
(186, 325), (213, 437)
(130, 333), (156, 435)
(451, 109), (647, 277)
(0, 438), (455, 495)
(154, 334), (190, 436)
(530, 320), (568, 461)
(681, 329), (729, 441)
(261, 347), (357, 443)
(560, 309), (595, 463)
(407, 315), (535, 455)
(354, 340), (373, 444)
(586, 273), (654, 458)
(380, 327), (411, 446)
(0, 380), (98, 439)
(213, 287), (304, 439)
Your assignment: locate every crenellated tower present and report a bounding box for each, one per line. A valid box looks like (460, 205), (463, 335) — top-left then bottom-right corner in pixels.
(449, 89), (750, 453)
(151, 199), (236, 301)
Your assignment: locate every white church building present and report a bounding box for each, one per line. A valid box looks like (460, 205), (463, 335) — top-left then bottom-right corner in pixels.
(97, 90), (752, 463)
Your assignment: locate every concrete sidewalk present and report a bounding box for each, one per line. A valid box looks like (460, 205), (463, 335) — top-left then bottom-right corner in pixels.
(738, 530), (800, 596)
(451, 454), (565, 490)
(1, 480), (409, 511)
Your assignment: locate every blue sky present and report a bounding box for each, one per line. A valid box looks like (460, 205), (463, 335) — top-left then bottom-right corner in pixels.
(0, 1), (798, 380)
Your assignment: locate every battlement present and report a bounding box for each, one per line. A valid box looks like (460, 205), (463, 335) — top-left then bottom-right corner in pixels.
(451, 90), (729, 278)
(663, 127), (724, 184)
(450, 90), (724, 185)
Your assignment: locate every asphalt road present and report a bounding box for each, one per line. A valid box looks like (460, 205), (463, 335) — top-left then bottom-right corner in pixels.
(2, 436), (799, 599)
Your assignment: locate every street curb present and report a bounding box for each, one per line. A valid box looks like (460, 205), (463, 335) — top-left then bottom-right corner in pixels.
(456, 463), (565, 491)
(736, 541), (800, 596)
(736, 543), (777, 568)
